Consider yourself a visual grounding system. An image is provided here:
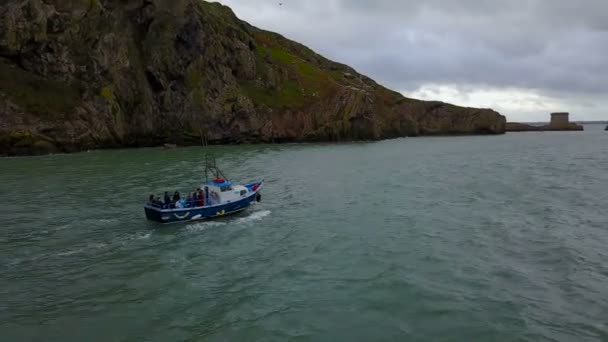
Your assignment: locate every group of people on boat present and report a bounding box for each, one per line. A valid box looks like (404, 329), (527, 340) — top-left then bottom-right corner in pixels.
(148, 188), (219, 209)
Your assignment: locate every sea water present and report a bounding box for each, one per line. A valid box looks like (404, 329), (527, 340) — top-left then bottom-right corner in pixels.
(1, 125), (607, 341)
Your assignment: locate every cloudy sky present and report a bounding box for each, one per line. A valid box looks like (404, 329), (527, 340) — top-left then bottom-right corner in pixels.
(215, 0), (607, 122)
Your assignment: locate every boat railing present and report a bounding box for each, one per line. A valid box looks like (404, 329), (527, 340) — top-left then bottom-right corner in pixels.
(147, 201), (217, 210)
(146, 181), (262, 210)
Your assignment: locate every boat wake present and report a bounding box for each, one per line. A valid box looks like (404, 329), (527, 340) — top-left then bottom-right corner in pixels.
(185, 210), (271, 233)
(186, 221), (227, 233)
(122, 232), (151, 242)
(55, 233), (150, 257)
(236, 210), (271, 224)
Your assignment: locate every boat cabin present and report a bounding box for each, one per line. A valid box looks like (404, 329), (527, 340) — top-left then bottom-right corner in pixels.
(203, 178), (250, 205)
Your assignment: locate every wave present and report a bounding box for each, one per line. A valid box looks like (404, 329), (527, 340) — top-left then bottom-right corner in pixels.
(89, 242), (108, 249)
(54, 233), (147, 258)
(57, 248), (84, 256)
(122, 232), (151, 242)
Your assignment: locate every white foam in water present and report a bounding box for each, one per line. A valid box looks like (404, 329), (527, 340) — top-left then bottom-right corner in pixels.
(137, 233), (151, 240)
(235, 210), (271, 224)
(57, 242), (108, 257)
(186, 221), (227, 233)
(98, 219), (119, 225)
(90, 242), (108, 249)
(125, 232), (151, 241)
(55, 223), (72, 231)
(116, 232), (152, 246)
(185, 211), (271, 233)
(57, 248), (84, 256)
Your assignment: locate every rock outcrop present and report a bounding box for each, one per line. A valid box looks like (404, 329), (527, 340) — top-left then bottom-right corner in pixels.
(0, 0), (506, 156)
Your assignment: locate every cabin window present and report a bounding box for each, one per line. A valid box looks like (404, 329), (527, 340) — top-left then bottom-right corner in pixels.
(220, 186), (234, 192)
(240, 190), (247, 196)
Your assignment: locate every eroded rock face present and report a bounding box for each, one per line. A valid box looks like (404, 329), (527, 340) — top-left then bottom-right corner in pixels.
(0, 0), (506, 155)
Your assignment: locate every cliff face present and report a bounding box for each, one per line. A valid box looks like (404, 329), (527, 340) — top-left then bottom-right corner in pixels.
(0, 0), (506, 155)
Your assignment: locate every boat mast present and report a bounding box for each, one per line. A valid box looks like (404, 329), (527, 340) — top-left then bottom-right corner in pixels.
(200, 130), (228, 182)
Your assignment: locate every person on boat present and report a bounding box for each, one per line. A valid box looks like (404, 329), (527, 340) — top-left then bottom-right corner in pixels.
(174, 191), (181, 202)
(185, 193), (194, 208)
(210, 190), (219, 204)
(175, 198), (183, 209)
(196, 191), (204, 207)
(164, 192), (171, 205)
(148, 195), (159, 207)
(148, 195), (160, 207)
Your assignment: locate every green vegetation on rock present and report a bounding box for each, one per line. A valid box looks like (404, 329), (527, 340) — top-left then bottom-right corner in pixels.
(239, 80), (304, 108)
(0, 60), (79, 120)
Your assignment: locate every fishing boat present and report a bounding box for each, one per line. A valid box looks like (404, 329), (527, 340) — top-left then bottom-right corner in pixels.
(144, 153), (263, 224)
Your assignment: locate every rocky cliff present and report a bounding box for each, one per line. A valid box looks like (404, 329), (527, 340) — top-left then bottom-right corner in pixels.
(0, 0), (506, 155)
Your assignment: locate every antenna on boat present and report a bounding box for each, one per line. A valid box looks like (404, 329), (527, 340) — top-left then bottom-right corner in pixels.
(199, 128), (228, 183)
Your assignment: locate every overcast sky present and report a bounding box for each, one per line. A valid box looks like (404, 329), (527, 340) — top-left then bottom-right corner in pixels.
(215, 0), (607, 121)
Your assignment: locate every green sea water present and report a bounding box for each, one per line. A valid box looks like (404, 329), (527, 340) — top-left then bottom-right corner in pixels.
(1, 126), (607, 341)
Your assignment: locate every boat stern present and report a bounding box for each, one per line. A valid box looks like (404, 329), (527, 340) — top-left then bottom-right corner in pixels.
(144, 206), (164, 223)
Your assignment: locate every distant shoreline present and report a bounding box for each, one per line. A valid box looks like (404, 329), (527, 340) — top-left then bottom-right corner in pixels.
(515, 121), (607, 125)
(3, 124), (606, 158)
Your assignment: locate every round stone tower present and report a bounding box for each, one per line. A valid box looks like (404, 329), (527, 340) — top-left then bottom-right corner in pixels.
(550, 112), (570, 129)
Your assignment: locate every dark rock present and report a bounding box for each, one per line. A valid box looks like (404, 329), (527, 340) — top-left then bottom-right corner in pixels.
(0, 0), (506, 156)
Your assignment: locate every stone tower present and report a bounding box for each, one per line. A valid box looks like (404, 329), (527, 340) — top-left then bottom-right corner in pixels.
(550, 112), (570, 129)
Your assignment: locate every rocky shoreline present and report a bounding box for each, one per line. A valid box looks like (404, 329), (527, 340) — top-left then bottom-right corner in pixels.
(1, 127), (509, 157)
(0, 0), (505, 157)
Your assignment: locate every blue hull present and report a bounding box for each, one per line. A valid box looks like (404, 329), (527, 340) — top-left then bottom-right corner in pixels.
(144, 189), (261, 224)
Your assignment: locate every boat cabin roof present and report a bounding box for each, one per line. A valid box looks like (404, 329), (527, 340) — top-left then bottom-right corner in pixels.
(206, 179), (232, 187)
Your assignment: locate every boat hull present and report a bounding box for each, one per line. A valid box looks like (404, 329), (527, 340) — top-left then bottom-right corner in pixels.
(144, 184), (262, 224)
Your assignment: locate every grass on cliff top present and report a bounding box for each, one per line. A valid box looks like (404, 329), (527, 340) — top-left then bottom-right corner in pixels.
(252, 29), (417, 106)
(239, 80), (305, 108)
(199, 1), (251, 37)
(242, 34), (347, 109)
(0, 60), (79, 120)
